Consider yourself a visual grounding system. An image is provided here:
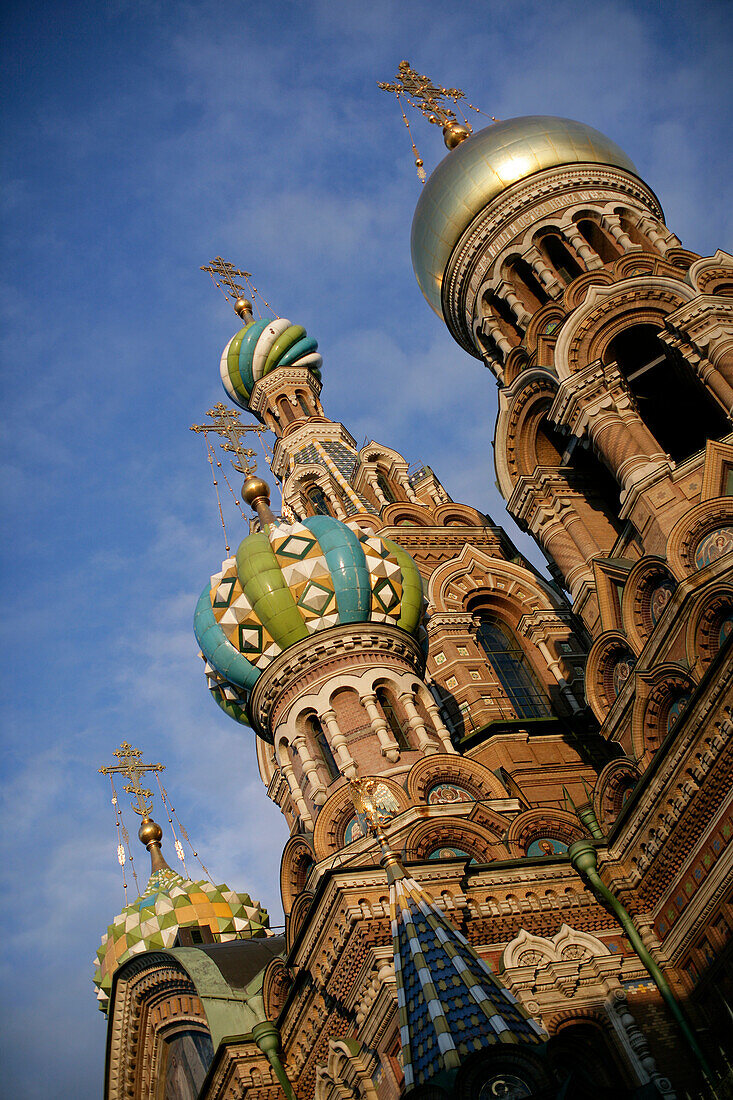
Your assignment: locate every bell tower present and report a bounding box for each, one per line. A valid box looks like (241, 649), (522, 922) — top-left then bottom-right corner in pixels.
(398, 88), (733, 633)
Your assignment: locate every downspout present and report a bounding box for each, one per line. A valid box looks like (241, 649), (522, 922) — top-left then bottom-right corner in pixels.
(568, 838), (717, 1091)
(252, 1021), (299, 1100)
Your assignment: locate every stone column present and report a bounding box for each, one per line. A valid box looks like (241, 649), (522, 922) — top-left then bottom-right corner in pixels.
(480, 316), (514, 358)
(635, 216), (678, 256)
(601, 213), (636, 251)
(291, 733), (328, 806)
(360, 692), (400, 762)
(421, 691), (457, 753)
(524, 248), (564, 296)
(277, 753), (314, 829)
(562, 223), (604, 269)
(535, 638), (581, 713)
(399, 691), (439, 755)
(320, 708), (358, 778)
(369, 473), (390, 509)
(496, 281), (533, 326)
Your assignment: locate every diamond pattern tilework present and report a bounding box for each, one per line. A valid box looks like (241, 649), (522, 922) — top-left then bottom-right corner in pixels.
(93, 875), (270, 1014)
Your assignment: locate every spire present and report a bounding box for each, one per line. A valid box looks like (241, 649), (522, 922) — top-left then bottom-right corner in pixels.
(99, 742), (174, 879)
(348, 779), (546, 1091)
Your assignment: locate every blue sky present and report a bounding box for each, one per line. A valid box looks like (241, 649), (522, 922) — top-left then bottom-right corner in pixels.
(1, 0), (731, 1094)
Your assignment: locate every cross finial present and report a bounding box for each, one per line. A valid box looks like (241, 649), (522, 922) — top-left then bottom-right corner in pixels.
(190, 403), (264, 477)
(99, 742), (165, 818)
(379, 60), (474, 151)
(201, 256), (256, 320)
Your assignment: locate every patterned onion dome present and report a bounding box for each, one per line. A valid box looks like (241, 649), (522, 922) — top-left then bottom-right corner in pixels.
(93, 864), (269, 1012)
(411, 116), (638, 316)
(220, 316), (323, 409)
(194, 515), (426, 737)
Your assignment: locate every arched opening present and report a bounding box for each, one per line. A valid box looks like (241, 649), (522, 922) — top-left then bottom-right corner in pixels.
(604, 323), (730, 462)
(375, 687), (411, 750)
(376, 472), (397, 503)
(483, 292), (522, 345)
(506, 257), (549, 312)
(295, 391), (311, 417)
(276, 395), (294, 425)
(535, 416), (624, 539)
(305, 483), (331, 516)
(576, 218), (621, 264)
(475, 616), (552, 720)
(546, 1021), (629, 1092)
(538, 232), (584, 283)
(307, 716), (339, 781)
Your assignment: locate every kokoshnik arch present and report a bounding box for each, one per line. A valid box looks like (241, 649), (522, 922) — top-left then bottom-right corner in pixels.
(95, 63), (733, 1100)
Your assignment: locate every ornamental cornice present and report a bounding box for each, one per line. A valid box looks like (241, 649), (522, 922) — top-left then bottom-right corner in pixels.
(550, 357), (634, 433)
(442, 165), (664, 354)
(426, 611), (476, 633)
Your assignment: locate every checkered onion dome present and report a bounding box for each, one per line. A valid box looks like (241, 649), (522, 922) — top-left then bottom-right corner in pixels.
(93, 866), (270, 1013)
(220, 317), (322, 408)
(194, 516), (426, 736)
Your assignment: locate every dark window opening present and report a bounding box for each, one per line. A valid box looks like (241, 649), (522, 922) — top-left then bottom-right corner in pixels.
(604, 324), (730, 462)
(618, 216), (651, 250)
(376, 688), (411, 750)
(475, 617), (552, 720)
(306, 484), (331, 516)
(537, 417), (624, 538)
(506, 258), (549, 312)
(484, 293), (522, 345)
(538, 233), (584, 283)
(309, 717), (339, 780)
(376, 473), (397, 503)
(297, 394), (310, 417)
(576, 218), (621, 264)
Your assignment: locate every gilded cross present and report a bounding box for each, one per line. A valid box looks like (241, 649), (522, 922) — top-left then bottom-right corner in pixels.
(190, 403), (265, 476)
(201, 256), (252, 304)
(99, 742), (165, 818)
(378, 60), (466, 128)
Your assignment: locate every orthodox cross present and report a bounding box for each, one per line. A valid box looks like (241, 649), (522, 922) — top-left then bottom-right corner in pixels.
(99, 742), (165, 818)
(201, 256), (252, 307)
(378, 60), (467, 129)
(190, 403), (266, 476)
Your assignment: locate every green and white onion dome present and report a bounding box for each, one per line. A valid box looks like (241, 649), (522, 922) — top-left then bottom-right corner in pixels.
(220, 316), (322, 409)
(93, 865), (270, 1013)
(194, 515), (427, 738)
(411, 115), (638, 317)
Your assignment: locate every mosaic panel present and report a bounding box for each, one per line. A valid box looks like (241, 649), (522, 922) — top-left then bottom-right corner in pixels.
(694, 526), (733, 569)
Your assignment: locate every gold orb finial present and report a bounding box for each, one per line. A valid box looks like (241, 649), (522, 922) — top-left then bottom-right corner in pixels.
(242, 475), (277, 527)
(234, 296), (253, 320)
(138, 817), (163, 849)
(442, 120), (469, 150)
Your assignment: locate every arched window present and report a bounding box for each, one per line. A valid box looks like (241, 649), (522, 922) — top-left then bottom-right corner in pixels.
(296, 393), (311, 417)
(538, 233), (584, 283)
(376, 688), (411, 750)
(576, 218), (621, 264)
(305, 484), (331, 516)
(483, 292), (522, 345)
(535, 416), (624, 539)
(276, 395), (294, 425)
(475, 617), (551, 719)
(376, 472), (397, 503)
(308, 717), (339, 781)
(604, 324), (730, 462)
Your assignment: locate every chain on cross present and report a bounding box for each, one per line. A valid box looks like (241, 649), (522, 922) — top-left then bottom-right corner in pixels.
(200, 256), (252, 305)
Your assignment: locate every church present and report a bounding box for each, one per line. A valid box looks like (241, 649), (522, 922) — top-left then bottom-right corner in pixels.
(93, 65), (733, 1099)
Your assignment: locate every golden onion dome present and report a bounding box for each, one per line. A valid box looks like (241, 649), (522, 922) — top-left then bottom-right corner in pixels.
(411, 115), (639, 316)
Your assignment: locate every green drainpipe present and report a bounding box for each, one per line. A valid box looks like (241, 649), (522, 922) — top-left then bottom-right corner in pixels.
(252, 1021), (299, 1100)
(569, 839), (717, 1089)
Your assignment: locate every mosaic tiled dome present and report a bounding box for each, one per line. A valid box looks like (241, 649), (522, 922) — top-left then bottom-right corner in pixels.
(93, 865), (270, 1012)
(411, 116), (638, 316)
(220, 316), (322, 409)
(195, 515), (426, 736)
